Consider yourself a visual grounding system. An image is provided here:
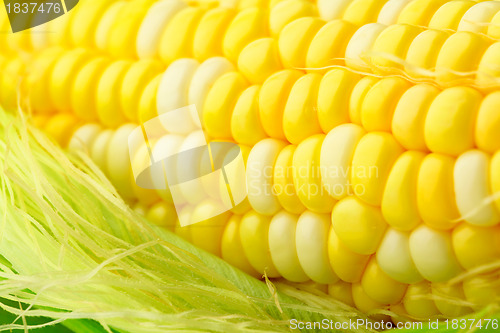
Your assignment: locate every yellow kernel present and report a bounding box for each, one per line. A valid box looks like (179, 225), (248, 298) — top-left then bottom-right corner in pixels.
(247, 139), (287, 215)
(417, 153), (460, 230)
(376, 228), (423, 284)
(397, 0), (449, 26)
(377, 0), (413, 25)
(221, 215), (260, 277)
(223, 8), (268, 61)
(25, 48), (63, 114)
(352, 283), (387, 314)
(296, 211), (338, 284)
(382, 151), (425, 231)
(89, 129), (113, 175)
(268, 211), (309, 282)
(121, 59), (164, 122)
(349, 76), (378, 125)
(317, 69), (360, 133)
(342, 0), (387, 26)
(458, 1), (500, 34)
(392, 84), (439, 151)
(477, 42), (500, 90)
(454, 150), (500, 226)
(328, 227), (370, 283)
(189, 57), (235, 119)
(345, 23), (387, 72)
(361, 257), (408, 305)
(50, 49), (93, 112)
(425, 87), (482, 156)
(231, 86), (267, 145)
(70, 0), (113, 47)
(238, 38), (282, 84)
(269, 0), (316, 37)
(156, 59), (199, 134)
(435, 32), (491, 86)
(361, 77), (411, 132)
(409, 225), (463, 282)
(432, 282), (472, 317)
(239, 210), (281, 277)
(488, 10), (500, 39)
(283, 73), (322, 144)
(107, 0), (152, 58)
(146, 201), (177, 231)
(193, 7), (235, 60)
(404, 29), (450, 79)
(332, 197), (387, 255)
(278, 17), (324, 69)
(320, 123), (366, 200)
(273, 145), (306, 215)
(68, 124), (102, 152)
(428, 0), (475, 31)
(293, 134), (336, 213)
(306, 20), (357, 71)
(159, 7), (206, 63)
(371, 24), (424, 72)
(190, 200), (232, 256)
(463, 273), (500, 311)
(71, 57), (110, 122)
(43, 113), (80, 148)
(106, 124), (137, 199)
(317, 0), (351, 21)
(96, 60), (132, 128)
(138, 74), (162, 126)
(452, 223), (500, 270)
(403, 281), (440, 320)
(351, 132), (404, 206)
(491, 151), (500, 213)
(259, 69), (302, 140)
(328, 280), (356, 308)
(204, 72), (248, 140)
(95, 2), (127, 52)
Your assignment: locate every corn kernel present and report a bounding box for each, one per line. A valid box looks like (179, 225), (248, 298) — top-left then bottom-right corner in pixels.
(231, 85), (267, 145)
(283, 73), (322, 144)
(293, 134), (335, 213)
(332, 196), (387, 255)
(376, 228), (423, 284)
(397, 0), (449, 26)
(278, 17), (324, 69)
(259, 69), (302, 140)
(204, 72), (248, 140)
(458, 1), (500, 34)
(382, 151), (425, 231)
(269, 0), (316, 37)
(328, 227), (370, 283)
(404, 29), (450, 79)
(348, 76), (378, 125)
(432, 282), (472, 317)
(317, 69), (360, 133)
(428, 0), (475, 31)
(247, 139), (287, 215)
(273, 145), (306, 215)
(343, 0), (388, 26)
(194, 7), (235, 60)
(239, 210), (280, 277)
(268, 211), (309, 282)
(417, 153), (460, 230)
(452, 223), (500, 270)
(345, 23), (387, 72)
(361, 257), (408, 304)
(190, 200), (231, 256)
(403, 281), (440, 319)
(320, 123), (366, 200)
(409, 225), (463, 282)
(296, 211), (338, 284)
(238, 38), (282, 84)
(392, 84), (439, 152)
(351, 132), (404, 206)
(221, 215), (260, 277)
(159, 7), (206, 63)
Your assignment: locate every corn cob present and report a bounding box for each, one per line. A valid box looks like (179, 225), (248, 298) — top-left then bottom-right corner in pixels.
(1, 0), (500, 322)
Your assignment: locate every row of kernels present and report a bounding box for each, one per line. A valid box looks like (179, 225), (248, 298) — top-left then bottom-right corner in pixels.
(318, 0), (500, 38)
(22, 48), (165, 125)
(345, 22), (500, 89)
